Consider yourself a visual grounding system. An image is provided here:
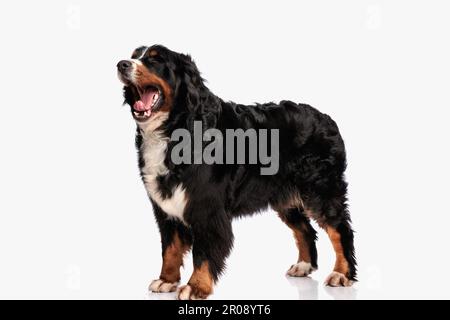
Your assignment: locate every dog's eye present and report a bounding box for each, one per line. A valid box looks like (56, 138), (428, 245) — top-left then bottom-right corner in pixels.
(149, 55), (164, 63)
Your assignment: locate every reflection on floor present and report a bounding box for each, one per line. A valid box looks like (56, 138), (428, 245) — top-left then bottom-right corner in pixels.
(286, 276), (357, 300)
(145, 276), (358, 300)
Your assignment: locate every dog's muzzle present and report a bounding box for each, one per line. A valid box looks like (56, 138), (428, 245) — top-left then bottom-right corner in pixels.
(117, 60), (132, 74)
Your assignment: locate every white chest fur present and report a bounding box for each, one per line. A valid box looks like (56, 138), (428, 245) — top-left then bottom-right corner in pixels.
(139, 123), (187, 222)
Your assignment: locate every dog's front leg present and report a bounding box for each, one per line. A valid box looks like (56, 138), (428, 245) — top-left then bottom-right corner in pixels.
(178, 201), (233, 300)
(149, 204), (192, 293)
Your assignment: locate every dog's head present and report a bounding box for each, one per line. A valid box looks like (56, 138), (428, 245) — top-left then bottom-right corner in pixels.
(117, 45), (205, 128)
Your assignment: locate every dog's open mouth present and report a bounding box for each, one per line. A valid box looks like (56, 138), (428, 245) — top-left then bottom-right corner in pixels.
(132, 85), (163, 121)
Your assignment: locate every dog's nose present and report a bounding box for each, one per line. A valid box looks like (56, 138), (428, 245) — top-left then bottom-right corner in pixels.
(117, 60), (132, 73)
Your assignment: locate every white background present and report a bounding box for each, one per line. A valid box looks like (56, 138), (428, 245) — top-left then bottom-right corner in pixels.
(0, 0), (449, 299)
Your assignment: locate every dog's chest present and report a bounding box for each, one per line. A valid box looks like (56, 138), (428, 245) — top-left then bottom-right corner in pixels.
(140, 131), (187, 221)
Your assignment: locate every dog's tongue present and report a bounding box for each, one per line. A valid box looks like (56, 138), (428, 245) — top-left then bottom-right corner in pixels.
(133, 87), (159, 112)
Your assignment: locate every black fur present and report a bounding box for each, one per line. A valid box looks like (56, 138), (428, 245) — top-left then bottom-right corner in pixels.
(122, 45), (357, 288)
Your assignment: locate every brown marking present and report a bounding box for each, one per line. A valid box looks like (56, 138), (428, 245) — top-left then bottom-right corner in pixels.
(187, 261), (214, 299)
(326, 226), (349, 276)
(148, 49), (158, 57)
(159, 232), (190, 283)
(135, 63), (173, 112)
(278, 212), (311, 263)
(293, 226), (311, 263)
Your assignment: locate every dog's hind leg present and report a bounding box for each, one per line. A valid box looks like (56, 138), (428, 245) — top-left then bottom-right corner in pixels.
(322, 219), (356, 286)
(303, 191), (357, 286)
(278, 208), (318, 277)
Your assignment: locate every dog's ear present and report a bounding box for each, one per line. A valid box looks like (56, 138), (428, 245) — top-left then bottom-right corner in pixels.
(175, 53), (202, 110)
(177, 54), (220, 129)
(178, 53), (204, 87)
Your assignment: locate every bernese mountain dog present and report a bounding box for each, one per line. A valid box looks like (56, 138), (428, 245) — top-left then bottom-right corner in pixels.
(117, 45), (356, 300)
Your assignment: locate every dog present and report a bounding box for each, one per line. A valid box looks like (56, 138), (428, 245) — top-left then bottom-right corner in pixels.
(117, 45), (356, 300)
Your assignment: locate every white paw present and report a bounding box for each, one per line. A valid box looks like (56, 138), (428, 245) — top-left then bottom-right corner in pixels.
(324, 271), (353, 287)
(177, 284), (209, 300)
(287, 261), (315, 277)
(149, 279), (179, 293)
(177, 284), (193, 300)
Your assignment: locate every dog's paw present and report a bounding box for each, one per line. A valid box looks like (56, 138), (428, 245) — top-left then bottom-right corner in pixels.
(287, 261), (315, 277)
(149, 279), (179, 293)
(324, 271), (353, 287)
(177, 284), (211, 300)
